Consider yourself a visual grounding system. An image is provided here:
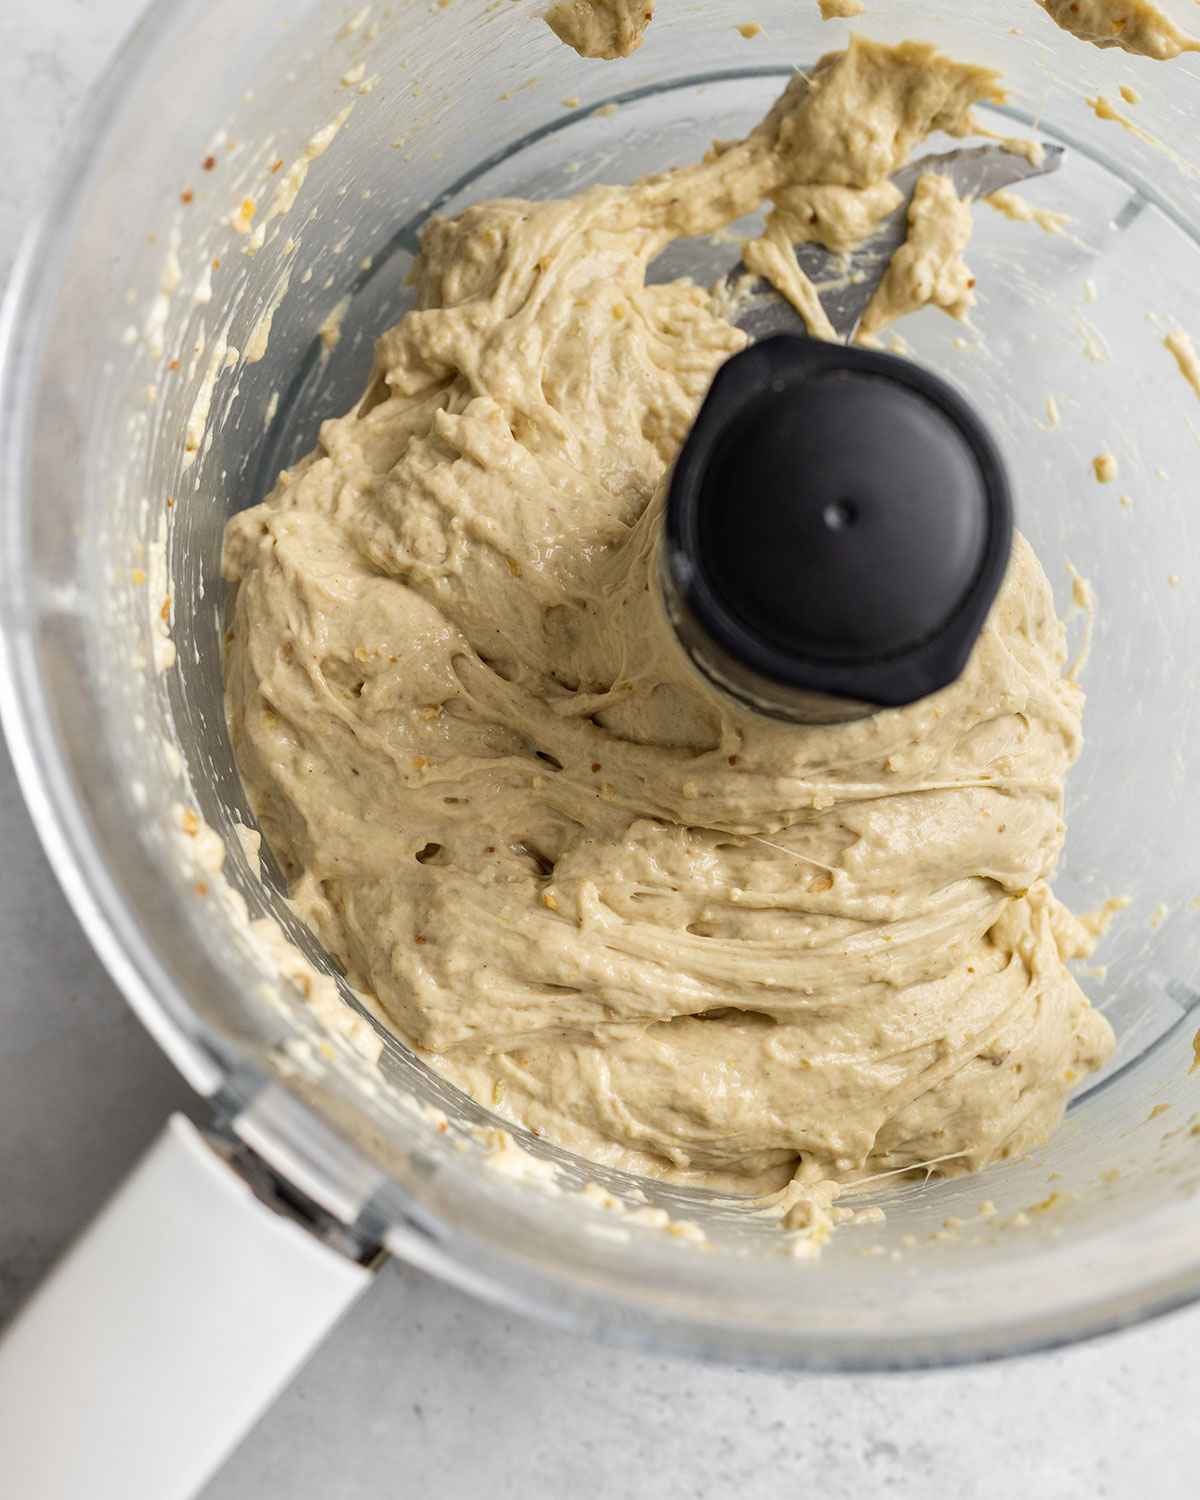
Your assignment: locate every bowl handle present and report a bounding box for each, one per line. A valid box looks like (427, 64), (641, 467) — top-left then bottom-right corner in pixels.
(0, 1112), (373, 1498)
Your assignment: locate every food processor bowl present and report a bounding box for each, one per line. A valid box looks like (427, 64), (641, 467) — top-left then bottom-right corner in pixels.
(5, 0), (1200, 1371)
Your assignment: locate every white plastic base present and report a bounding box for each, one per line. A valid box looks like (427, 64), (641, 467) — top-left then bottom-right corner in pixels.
(0, 1114), (372, 1500)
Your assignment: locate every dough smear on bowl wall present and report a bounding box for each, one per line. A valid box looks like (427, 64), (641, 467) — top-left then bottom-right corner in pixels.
(222, 34), (1115, 1210)
(543, 0), (1200, 60)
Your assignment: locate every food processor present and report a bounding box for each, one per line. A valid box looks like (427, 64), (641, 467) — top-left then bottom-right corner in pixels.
(3, 0), (1200, 1492)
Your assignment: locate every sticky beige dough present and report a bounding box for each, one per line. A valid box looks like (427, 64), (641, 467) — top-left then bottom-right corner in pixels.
(857, 172), (975, 342)
(224, 37), (1114, 1197)
(986, 188), (1071, 237)
(545, 0), (653, 58)
(1037, 0), (1200, 58)
(550, 0), (1196, 60)
(1165, 328), (1200, 398)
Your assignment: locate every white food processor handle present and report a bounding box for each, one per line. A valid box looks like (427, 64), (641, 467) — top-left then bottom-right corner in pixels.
(0, 1112), (373, 1500)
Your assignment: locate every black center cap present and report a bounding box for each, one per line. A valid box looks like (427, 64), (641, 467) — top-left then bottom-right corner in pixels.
(663, 336), (1013, 720)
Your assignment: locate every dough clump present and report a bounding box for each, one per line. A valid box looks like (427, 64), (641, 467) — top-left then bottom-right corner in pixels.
(224, 37), (1114, 1195)
(548, 0), (1199, 61)
(1037, 0), (1200, 59)
(545, 0), (654, 58)
(857, 171), (975, 341)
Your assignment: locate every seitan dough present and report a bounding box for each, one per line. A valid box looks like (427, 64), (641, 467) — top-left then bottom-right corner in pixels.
(224, 37), (1114, 1197)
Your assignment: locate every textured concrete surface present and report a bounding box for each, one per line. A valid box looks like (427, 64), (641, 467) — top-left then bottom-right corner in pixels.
(0, 2), (1195, 1495)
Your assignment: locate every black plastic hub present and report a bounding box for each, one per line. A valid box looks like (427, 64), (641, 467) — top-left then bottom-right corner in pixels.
(662, 336), (1014, 723)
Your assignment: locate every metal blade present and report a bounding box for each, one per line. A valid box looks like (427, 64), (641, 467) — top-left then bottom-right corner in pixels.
(731, 143), (1066, 343)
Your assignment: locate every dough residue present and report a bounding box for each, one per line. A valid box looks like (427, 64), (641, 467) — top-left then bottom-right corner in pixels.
(549, 0), (1195, 61)
(857, 172), (975, 342)
(1092, 452), (1118, 482)
(224, 37), (1114, 1197)
(986, 188), (1070, 237)
(1037, 0), (1200, 58)
(1165, 328), (1200, 399)
(545, 0), (654, 58)
(1086, 94), (1200, 181)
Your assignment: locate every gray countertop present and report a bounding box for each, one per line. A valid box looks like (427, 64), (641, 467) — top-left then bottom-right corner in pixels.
(0, 3), (1195, 1495)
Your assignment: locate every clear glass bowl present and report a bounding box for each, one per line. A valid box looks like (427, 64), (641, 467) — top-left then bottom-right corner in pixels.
(5, 0), (1200, 1368)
